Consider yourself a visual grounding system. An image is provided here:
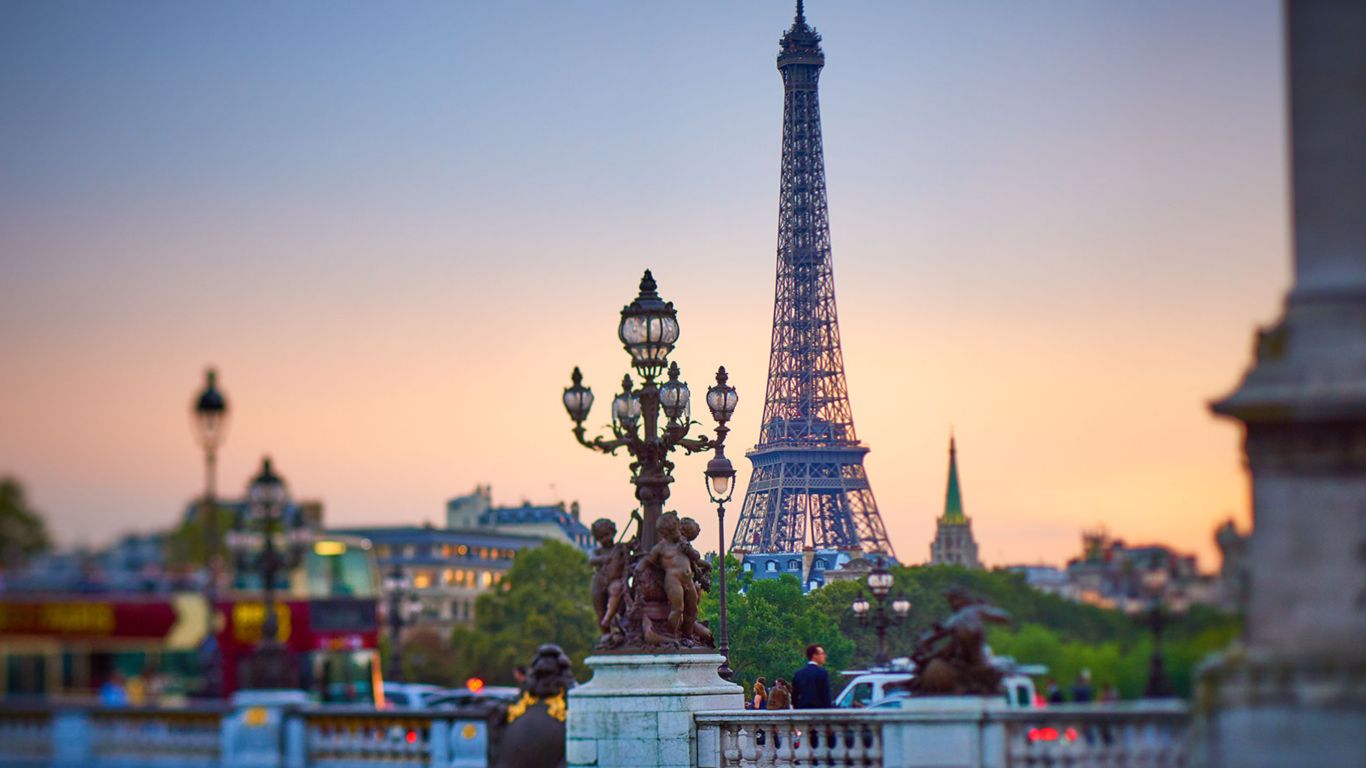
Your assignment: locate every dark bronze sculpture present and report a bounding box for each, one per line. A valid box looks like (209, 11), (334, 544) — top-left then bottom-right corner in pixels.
(900, 588), (1012, 696)
(494, 644), (577, 768)
(562, 272), (739, 652)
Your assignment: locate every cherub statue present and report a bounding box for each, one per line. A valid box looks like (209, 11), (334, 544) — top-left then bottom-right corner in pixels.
(679, 517), (712, 592)
(588, 518), (630, 638)
(637, 512), (697, 638)
(679, 517), (713, 644)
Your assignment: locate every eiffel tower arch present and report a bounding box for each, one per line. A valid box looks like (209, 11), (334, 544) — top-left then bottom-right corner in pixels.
(731, 2), (895, 558)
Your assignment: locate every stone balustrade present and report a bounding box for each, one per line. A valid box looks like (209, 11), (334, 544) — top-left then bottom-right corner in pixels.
(0, 701), (493, 768)
(694, 700), (1189, 768)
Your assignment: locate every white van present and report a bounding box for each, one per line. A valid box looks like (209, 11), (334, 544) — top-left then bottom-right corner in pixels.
(835, 658), (1040, 710)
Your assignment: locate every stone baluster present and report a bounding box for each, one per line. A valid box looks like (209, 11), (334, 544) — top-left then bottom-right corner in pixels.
(738, 724), (757, 768)
(772, 721), (794, 768)
(720, 722), (741, 768)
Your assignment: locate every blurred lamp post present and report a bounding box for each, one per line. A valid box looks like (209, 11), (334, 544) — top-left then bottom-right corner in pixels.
(228, 457), (309, 688)
(383, 563), (423, 683)
(192, 368), (228, 595)
(1139, 569), (1186, 698)
(703, 368), (739, 679)
(852, 558), (911, 667)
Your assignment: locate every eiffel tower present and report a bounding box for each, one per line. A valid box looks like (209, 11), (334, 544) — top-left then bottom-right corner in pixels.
(731, 1), (895, 557)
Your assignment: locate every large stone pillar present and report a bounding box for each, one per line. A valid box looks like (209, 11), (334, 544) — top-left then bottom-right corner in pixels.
(1200, 2), (1366, 766)
(566, 653), (742, 768)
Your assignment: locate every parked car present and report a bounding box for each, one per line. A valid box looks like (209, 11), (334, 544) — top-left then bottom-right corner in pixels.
(382, 683), (445, 709)
(426, 685), (521, 711)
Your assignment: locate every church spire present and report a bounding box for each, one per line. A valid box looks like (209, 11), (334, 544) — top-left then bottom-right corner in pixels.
(943, 435), (966, 524)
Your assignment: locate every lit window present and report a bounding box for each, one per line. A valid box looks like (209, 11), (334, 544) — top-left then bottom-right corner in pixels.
(377, 545), (391, 558)
(443, 568), (455, 585)
(412, 570), (433, 589)
(481, 571), (493, 588)
(458, 545), (469, 556)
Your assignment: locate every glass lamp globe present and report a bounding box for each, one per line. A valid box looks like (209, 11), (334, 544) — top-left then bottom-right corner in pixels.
(612, 381), (642, 432)
(867, 562), (894, 597)
(852, 597), (870, 615)
(192, 367), (229, 451)
(562, 367), (594, 423)
(618, 270), (680, 379)
(705, 367), (739, 424)
(705, 452), (737, 504)
(659, 362), (691, 422)
(247, 457), (288, 514)
(892, 596), (912, 618)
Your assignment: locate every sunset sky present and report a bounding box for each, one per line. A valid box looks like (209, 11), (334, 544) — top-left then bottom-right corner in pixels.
(0, 1), (1288, 568)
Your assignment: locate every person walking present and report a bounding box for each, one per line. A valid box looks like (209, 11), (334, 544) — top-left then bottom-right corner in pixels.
(791, 644), (832, 709)
(767, 679), (791, 710)
(751, 677), (768, 710)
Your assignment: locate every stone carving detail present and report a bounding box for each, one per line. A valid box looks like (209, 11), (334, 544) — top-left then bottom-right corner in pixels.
(590, 513), (715, 651)
(494, 644), (576, 768)
(898, 588), (1011, 696)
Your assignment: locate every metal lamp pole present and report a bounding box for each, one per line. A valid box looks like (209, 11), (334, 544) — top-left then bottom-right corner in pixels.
(852, 558), (910, 667)
(704, 368), (740, 680)
(231, 456), (307, 688)
(192, 368), (228, 598)
(384, 563), (420, 683)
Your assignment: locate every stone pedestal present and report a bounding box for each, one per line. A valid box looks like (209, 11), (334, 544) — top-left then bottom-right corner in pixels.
(566, 653), (743, 768)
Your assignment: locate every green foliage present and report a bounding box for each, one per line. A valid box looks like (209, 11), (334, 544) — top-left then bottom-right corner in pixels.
(448, 540), (598, 684)
(165, 503), (237, 567)
(710, 562), (1240, 700)
(699, 558), (853, 692)
(0, 477), (51, 568)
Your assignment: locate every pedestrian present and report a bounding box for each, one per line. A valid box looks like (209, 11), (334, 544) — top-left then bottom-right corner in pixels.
(1045, 677), (1064, 704)
(1071, 670), (1094, 704)
(99, 672), (129, 707)
(767, 679), (791, 710)
(791, 644), (832, 709)
(751, 676), (768, 710)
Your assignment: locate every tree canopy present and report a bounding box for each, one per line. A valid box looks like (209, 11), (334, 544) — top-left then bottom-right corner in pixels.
(0, 477), (51, 568)
(447, 539), (598, 684)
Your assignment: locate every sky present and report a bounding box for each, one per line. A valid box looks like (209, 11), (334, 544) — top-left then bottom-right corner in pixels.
(0, 1), (1288, 569)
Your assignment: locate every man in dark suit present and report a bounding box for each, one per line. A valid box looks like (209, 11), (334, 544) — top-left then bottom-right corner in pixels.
(791, 643), (833, 709)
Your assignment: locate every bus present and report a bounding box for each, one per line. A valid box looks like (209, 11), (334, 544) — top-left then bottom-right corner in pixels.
(0, 535), (382, 704)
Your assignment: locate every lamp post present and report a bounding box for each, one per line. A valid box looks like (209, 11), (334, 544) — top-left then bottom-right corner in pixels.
(562, 270), (736, 649)
(383, 563), (423, 683)
(703, 368), (740, 679)
(851, 558), (910, 667)
(192, 368), (228, 596)
(1139, 569), (1186, 699)
(228, 457), (309, 688)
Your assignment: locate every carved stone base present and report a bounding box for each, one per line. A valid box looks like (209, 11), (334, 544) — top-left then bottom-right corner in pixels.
(566, 653), (742, 768)
(1192, 648), (1366, 768)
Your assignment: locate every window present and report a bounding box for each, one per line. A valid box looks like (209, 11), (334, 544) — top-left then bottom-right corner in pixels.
(764, 561), (778, 573)
(743, 562), (754, 572)
(412, 570), (434, 589)
(808, 580), (819, 591)
(481, 571), (493, 588)
(812, 559), (826, 571)
(787, 559), (801, 571)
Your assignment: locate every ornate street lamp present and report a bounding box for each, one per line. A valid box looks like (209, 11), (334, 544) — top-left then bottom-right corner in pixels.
(383, 563), (424, 684)
(229, 457), (309, 688)
(192, 368), (228, 594)
(853, 557), (911, 667)
(703, 368), (739, 679)
(1139, 569), (1186, 698)
(564, 270), (735, 650)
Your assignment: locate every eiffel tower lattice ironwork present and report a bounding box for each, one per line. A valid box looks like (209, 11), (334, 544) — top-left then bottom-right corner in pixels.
(732, 2), (895, 557)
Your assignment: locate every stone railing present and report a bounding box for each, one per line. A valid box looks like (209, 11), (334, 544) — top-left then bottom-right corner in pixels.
(695, 701), (1189, 768)
(293, 706), (493, 767)
(0, 701), (495, 768)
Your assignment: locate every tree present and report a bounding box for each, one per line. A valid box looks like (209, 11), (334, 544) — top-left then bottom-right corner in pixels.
(699, 563), (854, 692)
(448, 540), (598, 684)
(0, 477), (51, 568)
(165, 503), (237, 567)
